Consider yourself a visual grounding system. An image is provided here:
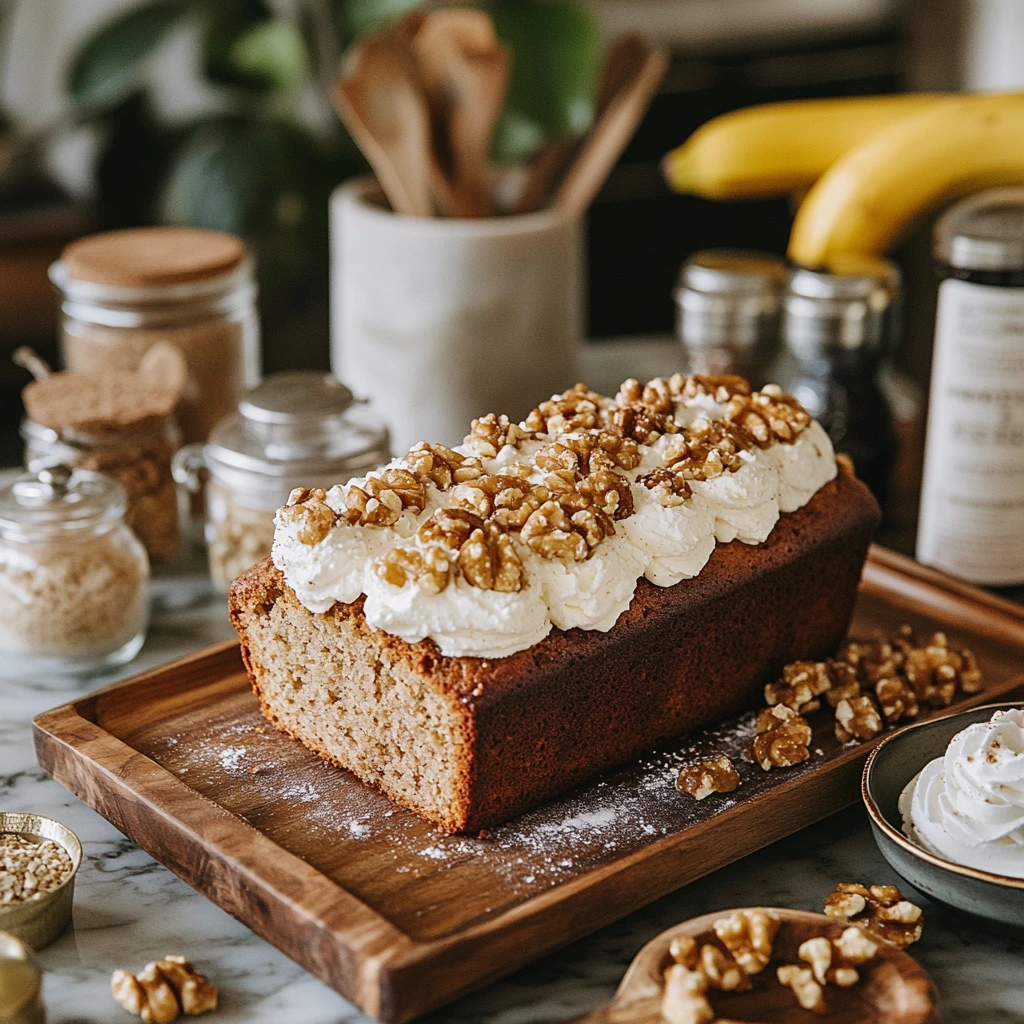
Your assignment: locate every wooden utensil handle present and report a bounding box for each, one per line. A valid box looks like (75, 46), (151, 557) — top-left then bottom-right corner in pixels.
(565, 998), (659, 1022)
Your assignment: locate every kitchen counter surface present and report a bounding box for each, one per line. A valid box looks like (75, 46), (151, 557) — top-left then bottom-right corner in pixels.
(4, 564), (1024, 1024)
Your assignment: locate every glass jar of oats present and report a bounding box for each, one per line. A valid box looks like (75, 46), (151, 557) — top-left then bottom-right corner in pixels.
(0, 465), (150, 677)
(49, 227), (259, 446)
(173, 371), (389, 590)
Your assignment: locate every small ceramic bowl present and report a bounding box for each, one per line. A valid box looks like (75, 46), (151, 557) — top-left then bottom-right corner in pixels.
(863, 701), (1024, 938)
(0, 812), (81, 950)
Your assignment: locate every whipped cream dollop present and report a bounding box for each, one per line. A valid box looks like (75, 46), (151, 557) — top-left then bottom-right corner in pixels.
(271, 376), (839, 658)
(900, 708), (1024, 876)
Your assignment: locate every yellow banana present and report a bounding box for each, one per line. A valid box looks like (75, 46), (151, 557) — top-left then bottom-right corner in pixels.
(662, 94), (942, 200)
(789, 93), (1024, 268)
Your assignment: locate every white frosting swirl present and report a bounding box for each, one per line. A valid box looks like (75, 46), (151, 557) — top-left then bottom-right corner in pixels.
(270, 379), (839, 659)
(900, 708), (1024, 876)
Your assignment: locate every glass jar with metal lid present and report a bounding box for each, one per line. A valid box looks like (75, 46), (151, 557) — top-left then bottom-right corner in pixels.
(173, 371), (390, 590)
(674, 249), (786, 386)
(0, 465), (150, 677)
(775, 256), (900, 508)
(49, 226), (260, 446)
(918, 188), (1024, 585)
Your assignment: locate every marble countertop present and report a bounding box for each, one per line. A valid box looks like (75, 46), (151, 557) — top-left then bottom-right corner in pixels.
(3, 565), (1024, 1024)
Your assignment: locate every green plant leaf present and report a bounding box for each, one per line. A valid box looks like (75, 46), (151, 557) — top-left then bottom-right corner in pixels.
(228, 18), (308, 91)
(343, 0), (423, 39)
(492, 0), (600, 161)
(68, 0), (186, 109)
(200, 0), (273, 90)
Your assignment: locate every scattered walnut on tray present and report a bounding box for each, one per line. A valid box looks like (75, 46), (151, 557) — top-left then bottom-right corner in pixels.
(676, 755), (740, 800)
(111, 956), (217, 1023)
(751, 706), (812, 770)
(823, 882), (923, 948)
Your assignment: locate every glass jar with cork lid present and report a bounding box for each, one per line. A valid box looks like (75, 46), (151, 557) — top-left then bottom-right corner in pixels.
(173, 371), (390, 590)
(0, 465), (150, 677)
(49, 226), (259, 445)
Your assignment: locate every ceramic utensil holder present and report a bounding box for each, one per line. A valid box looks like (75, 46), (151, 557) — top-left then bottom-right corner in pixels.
(330, 177), (583, 452)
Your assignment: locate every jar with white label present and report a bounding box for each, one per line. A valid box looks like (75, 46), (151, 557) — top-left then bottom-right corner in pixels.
(917, 189), (1024, 585)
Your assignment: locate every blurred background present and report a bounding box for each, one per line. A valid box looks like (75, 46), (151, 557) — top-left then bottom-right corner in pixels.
(2, 0), (1023, 550)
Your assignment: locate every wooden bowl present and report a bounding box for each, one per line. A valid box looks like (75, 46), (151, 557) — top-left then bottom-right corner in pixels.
(567, 908), (938, 1023)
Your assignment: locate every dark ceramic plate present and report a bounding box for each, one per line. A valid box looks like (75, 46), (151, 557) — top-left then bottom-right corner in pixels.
(863, 701), (1024, 938)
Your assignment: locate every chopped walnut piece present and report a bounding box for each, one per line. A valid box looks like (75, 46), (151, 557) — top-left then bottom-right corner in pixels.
(712, 908), (780, 975)
(751, 706), (812, 770)
(661, 964), (713, 1024)
(676, 755), (740, 800)
(824, 659), (862, 707)
(376, 545), (451, 594)
(111, 956), (217, 1022)
(834, 695), (883, 743)
(699, 944), (750, 992)
(903, 634), (961, 707)
(724, 387), (811, 447)
(776, 964), (826, 1013)
(609, 403), (677, 444)
(875, 676), (919, 724)
(279, 487), (337, 544)
(834, 926), (878, 964)
(523, 383), (609, 433)
(404, 441), (483, 489)
(765, 661), (832, 714)
(823, 883), (923, 948)
(669, 934), (699, 968)
(681, 374), (752, 402)
(457, 524), (524, 592)
(464, 413), (530, 457)
(579, 468), (634, 520)
(798, 936), (832, 985)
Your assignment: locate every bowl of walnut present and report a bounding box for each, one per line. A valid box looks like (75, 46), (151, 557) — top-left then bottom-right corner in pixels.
(0, 812), (81, 949)
(863, 701), (1024, 939)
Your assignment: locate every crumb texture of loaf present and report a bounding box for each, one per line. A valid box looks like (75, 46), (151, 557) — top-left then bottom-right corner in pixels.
(230, 471), (880, 833)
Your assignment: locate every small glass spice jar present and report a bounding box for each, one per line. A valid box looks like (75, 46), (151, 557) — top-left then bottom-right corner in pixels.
(20, 358), (182, 563)
(173, 371), (390, 590)
(49, 226), (260, 445)
(0, 465), (150, 677)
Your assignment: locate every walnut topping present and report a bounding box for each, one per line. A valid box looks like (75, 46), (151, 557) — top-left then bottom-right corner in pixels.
(464, 413), (530, 457)
(457, 524), (524, 592)
(680, 374), (752, 402)
(676, 755), (740, 800)
(376, 544), (451, 594)
(752, 705), (812, 770)
(280, 486), (337, 544)
(404, 441), (484, 489)
(523, 383), (609, 433)
(520, 498), (615, 561)
(824, 883), (923, 948)
(776, 964), (826, 1013)
(579, 468), (634, 520)
(712, 908), (780, 975)
(111, 956), (217, 1022)
(834, 694), (883, 743)
(724, 386), (812, 447)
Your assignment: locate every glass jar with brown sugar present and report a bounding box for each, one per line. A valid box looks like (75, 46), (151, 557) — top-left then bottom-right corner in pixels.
(49, 226), (260, 445)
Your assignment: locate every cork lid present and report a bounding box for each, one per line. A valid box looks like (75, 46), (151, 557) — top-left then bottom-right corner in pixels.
(23, 370), (179, 434)
(61, 227), (246, 287)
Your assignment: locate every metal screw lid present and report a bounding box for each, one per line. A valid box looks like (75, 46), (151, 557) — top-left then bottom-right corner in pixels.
(675, 250), (786, 351)
(783, 256), (901, 358)
(239, 371), (357, 429)
(934, 187), (1024, 272)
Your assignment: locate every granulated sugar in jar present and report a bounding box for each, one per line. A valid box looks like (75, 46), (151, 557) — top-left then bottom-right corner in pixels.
(50, 227), (260, 445)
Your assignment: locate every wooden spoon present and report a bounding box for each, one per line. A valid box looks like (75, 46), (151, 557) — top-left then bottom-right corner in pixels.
(551, 43), (669, 218)
(564, 909), (938, 1023)
(515, 34), (656, 215)
(412, 9), (510, 217)
(332, 33), (437, 217)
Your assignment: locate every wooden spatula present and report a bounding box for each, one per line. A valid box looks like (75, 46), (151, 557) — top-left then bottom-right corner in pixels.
(563, 909), (938, 1023)
(412, 9), (510, 217)
(551, 43), (669, 217)
(332, 33), (437, 217)
(515, 34), (654, 215)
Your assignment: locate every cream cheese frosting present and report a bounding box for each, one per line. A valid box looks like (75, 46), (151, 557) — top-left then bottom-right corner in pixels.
(900, 708), (1024, 876)
(271, 375), (839, 658)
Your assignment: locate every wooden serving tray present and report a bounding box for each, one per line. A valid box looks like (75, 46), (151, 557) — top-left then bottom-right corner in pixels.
(33, 547), (1024, 1023)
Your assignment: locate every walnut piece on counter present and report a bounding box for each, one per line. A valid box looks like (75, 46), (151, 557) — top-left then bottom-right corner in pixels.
(834, 694), (884, 744)
(824, 882), (923, 948)
(712, 908), (781, 975)
(111, 956), (217, 1022)
(676, 755), (740, 801)
(751, 706), (812, 770)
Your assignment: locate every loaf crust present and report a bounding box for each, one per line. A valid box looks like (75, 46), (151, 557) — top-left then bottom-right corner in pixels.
(230, 470), (880, 832)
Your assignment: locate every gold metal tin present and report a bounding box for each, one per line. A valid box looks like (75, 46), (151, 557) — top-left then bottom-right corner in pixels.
(0, 812), (81, 951)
